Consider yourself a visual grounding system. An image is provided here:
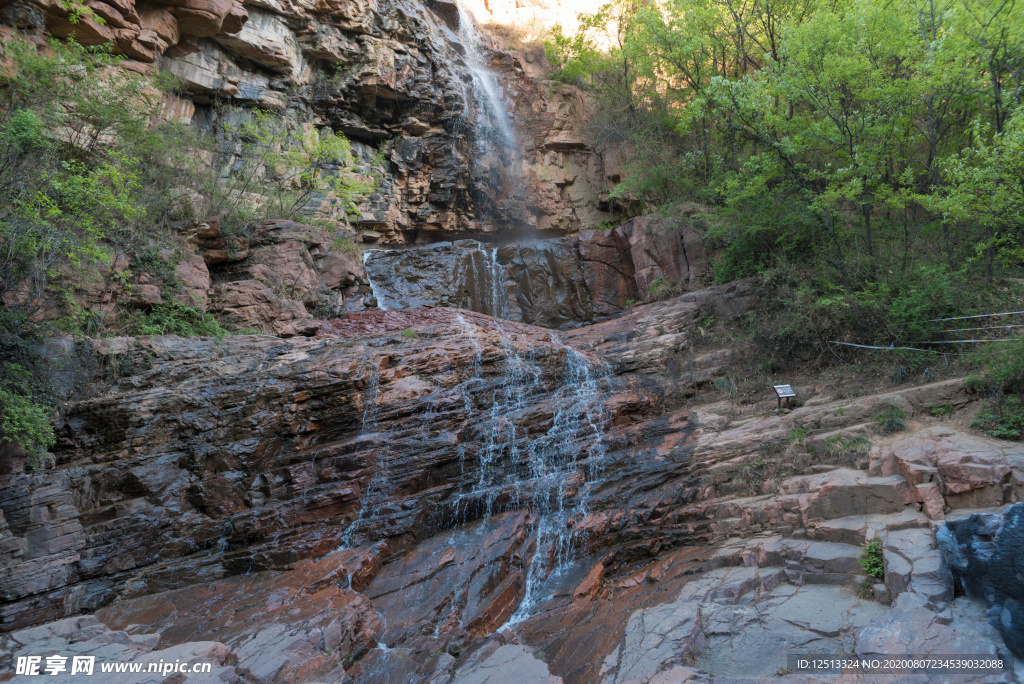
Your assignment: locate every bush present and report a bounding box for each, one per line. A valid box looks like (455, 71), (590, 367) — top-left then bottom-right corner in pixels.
(972, 395), (1024, 440)
(0, 312), (57, 459)
(0, 39), (378, 325)
(875, 404), (908, 435)
(704, 198), (819, 283)
(125, 302), (229, 340)
(331, 236), (361, 255)
(885, 265), (972, 344)
(860, 538), (885, 580)
(0, 39), (157, 302)
(212, 107), (375, 228)
(646, 278), (680, 302)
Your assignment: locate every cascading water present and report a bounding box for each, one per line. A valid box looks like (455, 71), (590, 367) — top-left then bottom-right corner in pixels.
(487, 247), (507, 320)
(456, 2), (516, 150)
(361, 241), (512, 320)
(504, 337), (612, 625)
(347, 1), (614, 630)
(340, 353), (387, 548)
(453, 0), (531, 232)
(361, 249), (390, 312)
(432, 317), (614, 624)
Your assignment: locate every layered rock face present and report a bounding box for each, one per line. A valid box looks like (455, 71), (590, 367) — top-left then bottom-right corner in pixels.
(11, 217), (372, 335)
(0, 307), (638, 633)
(0, 0), (620, 243)
(362, 215), (707, 328)
(3, 283), (1023, 682)
(6, 280), (1024, 679)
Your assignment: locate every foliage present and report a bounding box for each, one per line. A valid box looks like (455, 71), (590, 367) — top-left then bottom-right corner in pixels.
(860, 538), (885, 580)
(331, 236), (361, 254)
(875, 404), (908, 435)
(972, 396), (1024, 440)
(124, 301), (229, 340)
(213, 108), (375, 231)
(0, 39), (156, 302)
(825, 434), (871, 460)
(789, 425), (807, 444)
(548, 0), (1024, 365)
(0, 39), (377, 314)
(0, 312), (57, 459)
(646, 277), (679, 301)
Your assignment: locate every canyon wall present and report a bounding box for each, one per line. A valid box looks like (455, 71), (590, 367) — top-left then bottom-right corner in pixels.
(0, 0), (620, 245)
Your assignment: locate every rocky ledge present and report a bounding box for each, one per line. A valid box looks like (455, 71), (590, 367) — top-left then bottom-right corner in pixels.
(2, 285), (1023, 682)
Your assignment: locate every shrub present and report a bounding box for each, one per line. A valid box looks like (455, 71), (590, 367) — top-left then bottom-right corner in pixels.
(0, 312), (58, 459)
(965, 374), (987, 393)
(0, 39), (159, 302)
(972, 396), (1024, 440)
(646, 278), (680, 302)
(331, 236), (361, 254)
(875, 404), (908, 435)
(0, 39), (378, 326)
(789, 426), (808, 445)
(213, 108), (375, 227)
(125, 302), (229, 340)
(824, 434), (871, 460)
(860, 538), (885, 580)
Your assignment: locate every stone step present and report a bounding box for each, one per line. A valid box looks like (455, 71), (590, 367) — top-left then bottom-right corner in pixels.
(711, 536), (871, 590)
(805, 507), (931, 545)
(780, 468), (907, 521)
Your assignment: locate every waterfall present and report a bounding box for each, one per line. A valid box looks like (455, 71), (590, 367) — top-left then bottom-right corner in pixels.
(438, 317), (614, 623)
(361, 241), (512, 319)
(456, 2), (516, 151)
(505, 337), (612, 625)
(362, 249), (390, 311)
(453, 0), (531, 232)
(487, 247), (507, 319)
(340, 353), (387, 548)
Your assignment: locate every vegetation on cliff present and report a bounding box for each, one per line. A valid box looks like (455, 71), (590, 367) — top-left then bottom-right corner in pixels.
(550, 0), (1024, 364)
(0, 38), (373, 454)
(550, 0), (1022, 278)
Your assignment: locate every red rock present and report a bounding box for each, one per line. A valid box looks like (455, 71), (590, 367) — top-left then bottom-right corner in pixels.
(96, 549), (383, 683)
(572, 561), (604, 600)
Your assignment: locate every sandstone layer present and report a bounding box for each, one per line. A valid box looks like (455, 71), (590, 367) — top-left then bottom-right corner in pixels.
(2, 283), (1022, 682)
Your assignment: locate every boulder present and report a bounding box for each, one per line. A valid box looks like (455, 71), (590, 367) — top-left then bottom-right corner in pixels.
(938, 503), (1024, 655)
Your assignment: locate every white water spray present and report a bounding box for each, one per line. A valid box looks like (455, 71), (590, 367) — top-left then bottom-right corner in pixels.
(456, 2), (516, 149)
(362, 250), (390, 311)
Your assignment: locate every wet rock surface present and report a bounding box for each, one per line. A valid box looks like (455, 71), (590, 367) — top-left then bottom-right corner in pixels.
(3, 286), (1024, 683)
(939, 503), (1024, 656)
(361, 217), (710, 328)
(96, 547), (385, 682)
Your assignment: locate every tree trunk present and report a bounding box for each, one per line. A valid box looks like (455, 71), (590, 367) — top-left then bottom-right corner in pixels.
(985, 224), (995, 281)
(862, 203), (874, 259)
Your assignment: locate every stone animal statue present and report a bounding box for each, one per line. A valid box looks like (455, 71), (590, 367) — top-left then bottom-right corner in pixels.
(937, 503), (1024, 656)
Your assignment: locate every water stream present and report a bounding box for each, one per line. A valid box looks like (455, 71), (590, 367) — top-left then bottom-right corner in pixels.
(456, 1), (516, 150)
(346, 0), (612, 628)
(453, 0), (530, 232)
(444, 317), (613, 623)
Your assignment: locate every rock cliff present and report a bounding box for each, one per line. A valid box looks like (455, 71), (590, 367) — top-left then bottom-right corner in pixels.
(1, 0), (1023, 680)
(3, 279), (1023, 682)
(0, 0), (619, 244)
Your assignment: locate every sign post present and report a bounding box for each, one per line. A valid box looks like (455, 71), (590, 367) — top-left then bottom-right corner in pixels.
(773, 384), (797, 409)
